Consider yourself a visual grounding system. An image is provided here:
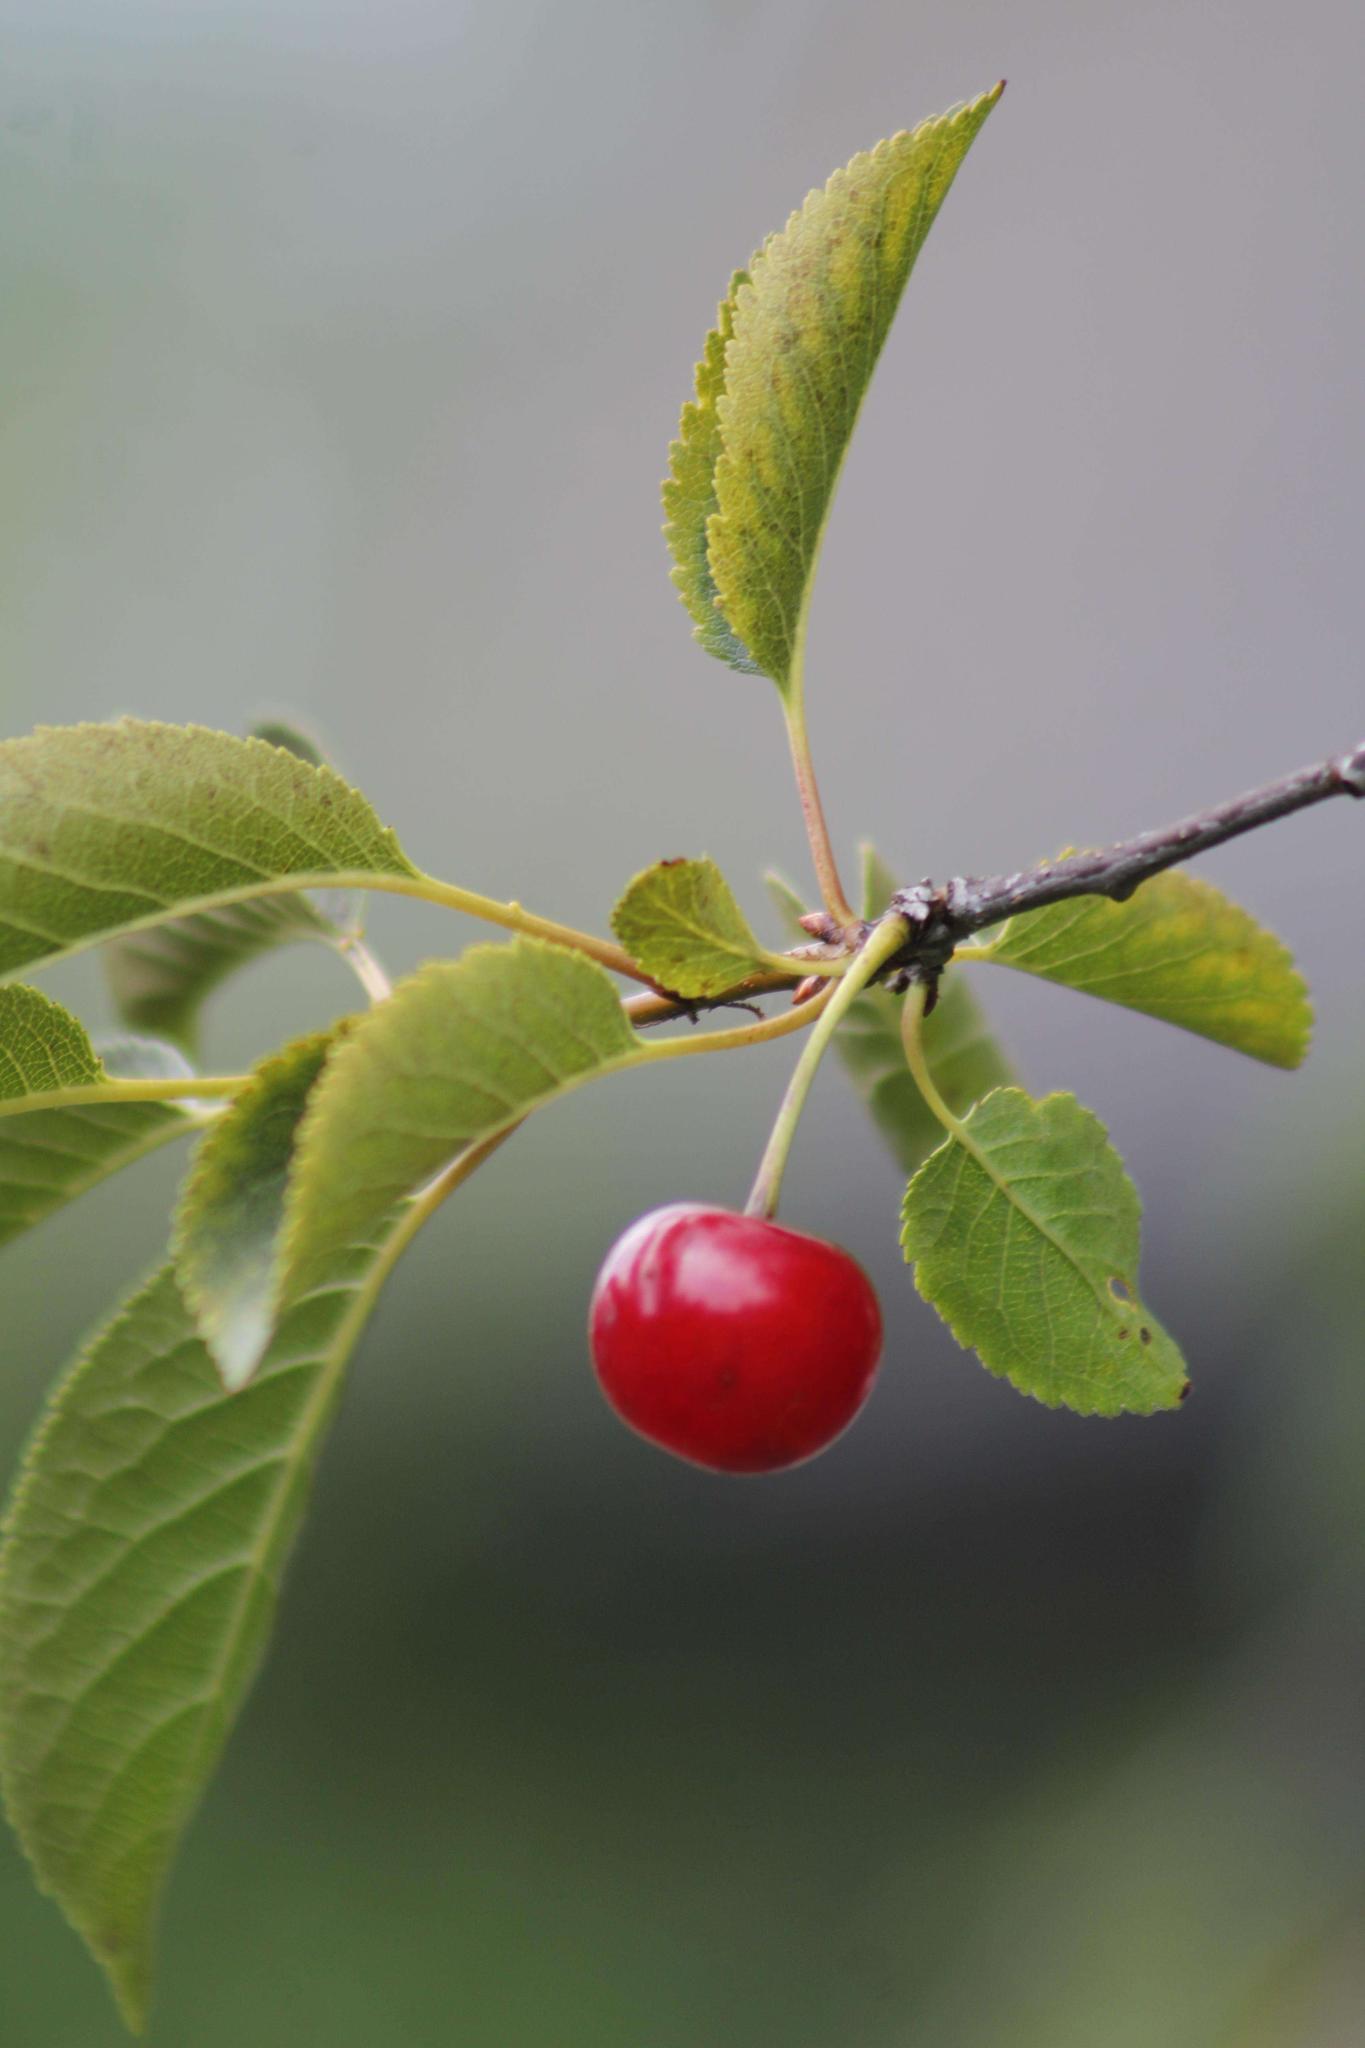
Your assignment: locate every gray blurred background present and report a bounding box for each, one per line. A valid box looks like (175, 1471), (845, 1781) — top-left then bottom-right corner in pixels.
(1, 1), (1362, 2042)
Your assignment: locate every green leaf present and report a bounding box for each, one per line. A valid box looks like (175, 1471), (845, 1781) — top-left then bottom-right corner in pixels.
(838, 969), (1015, 1177)
(611, 857), (782, 997)
(857, 842), (900, 923)
(103, 720), (367, 1056)
(104, 899), (336, 1054)
(691, 85), (1002, 694)
(242, 719), (363, 939)
(0, 1193), (422, 2032)
(174, 1032), (339, 1391)
(0, 986), (205, 1250)
(282, 937), (640, 1313)
(763, 869), (810, 936)
(973, 869), (1312, 1069)
(662, 273), (762, 672)
(246, 718), (329, 769)
(901, 1088), (1190, 1416)
(0, 719), (415, 983)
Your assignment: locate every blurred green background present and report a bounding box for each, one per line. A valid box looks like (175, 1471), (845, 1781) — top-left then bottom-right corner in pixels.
(1, 1), (1362, 2041)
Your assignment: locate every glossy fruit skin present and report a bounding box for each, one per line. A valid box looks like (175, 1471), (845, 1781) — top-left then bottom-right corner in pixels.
(588, 1204), (883, 1473)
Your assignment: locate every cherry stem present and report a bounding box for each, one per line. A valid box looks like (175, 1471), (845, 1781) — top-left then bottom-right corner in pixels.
(743, 913), (910, 1220)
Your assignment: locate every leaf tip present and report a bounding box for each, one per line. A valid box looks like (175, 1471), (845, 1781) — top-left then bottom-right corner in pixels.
(110, 1946), (154, 2037)
(210, 1318), (272, 1395)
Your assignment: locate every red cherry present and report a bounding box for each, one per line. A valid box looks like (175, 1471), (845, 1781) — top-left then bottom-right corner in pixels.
(588, 1204), (883, 1473)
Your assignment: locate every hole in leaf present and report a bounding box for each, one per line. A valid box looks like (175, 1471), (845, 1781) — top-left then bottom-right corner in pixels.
(1108, 1277), (1132, 1303)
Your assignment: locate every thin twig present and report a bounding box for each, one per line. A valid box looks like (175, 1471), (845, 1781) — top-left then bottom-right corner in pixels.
(622, 737), (1365, 1022)
(884, 737), (1365, 981)
(623, 969), (812, 1029)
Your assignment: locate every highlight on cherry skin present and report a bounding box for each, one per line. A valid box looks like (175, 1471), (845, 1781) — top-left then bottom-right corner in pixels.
(588, 1204), (884, 1474)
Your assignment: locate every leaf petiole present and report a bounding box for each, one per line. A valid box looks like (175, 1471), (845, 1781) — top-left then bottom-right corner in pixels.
(390, 870), (649, 980)
(900, 982), (1064, 1233)
(783, 698), (857, 928)
(898, 981), (973, 1146)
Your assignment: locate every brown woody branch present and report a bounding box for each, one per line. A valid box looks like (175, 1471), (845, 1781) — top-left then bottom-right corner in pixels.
(625, 738), (1365, 1026)
(624, 968), (804, 1029)
(884, 737), (1365, 986)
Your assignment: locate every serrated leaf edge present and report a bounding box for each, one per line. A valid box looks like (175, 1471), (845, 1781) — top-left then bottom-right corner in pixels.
(899, 1086), (1189, 1416)
(0, 718), (417, 988)
(971, 867), (1314, 1070)
(610, 855), (788, 996)
(705, 85), (1004, 692)
(0, 1199), (421, 2030)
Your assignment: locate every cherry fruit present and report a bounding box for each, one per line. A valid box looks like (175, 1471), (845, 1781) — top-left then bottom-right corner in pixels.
(588, 1204), (883, 1473)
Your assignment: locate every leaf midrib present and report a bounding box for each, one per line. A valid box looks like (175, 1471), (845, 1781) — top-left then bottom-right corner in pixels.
(104, 1247), (404, 2023)
(0, 870), (417, 984)
(937, 1098), (1125, 1328)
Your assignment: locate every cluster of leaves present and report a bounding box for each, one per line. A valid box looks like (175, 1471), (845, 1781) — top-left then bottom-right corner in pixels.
(0, 85), (1315, 2035)
(654, 74), (1306, 1413)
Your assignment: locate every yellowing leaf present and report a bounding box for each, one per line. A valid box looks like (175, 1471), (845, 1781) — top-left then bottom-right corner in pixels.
(612, 857), (781, 997)
(662, 274), (761, 671)
(974, 869), (1312, 1068)
(699, 86), (1003, 694)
